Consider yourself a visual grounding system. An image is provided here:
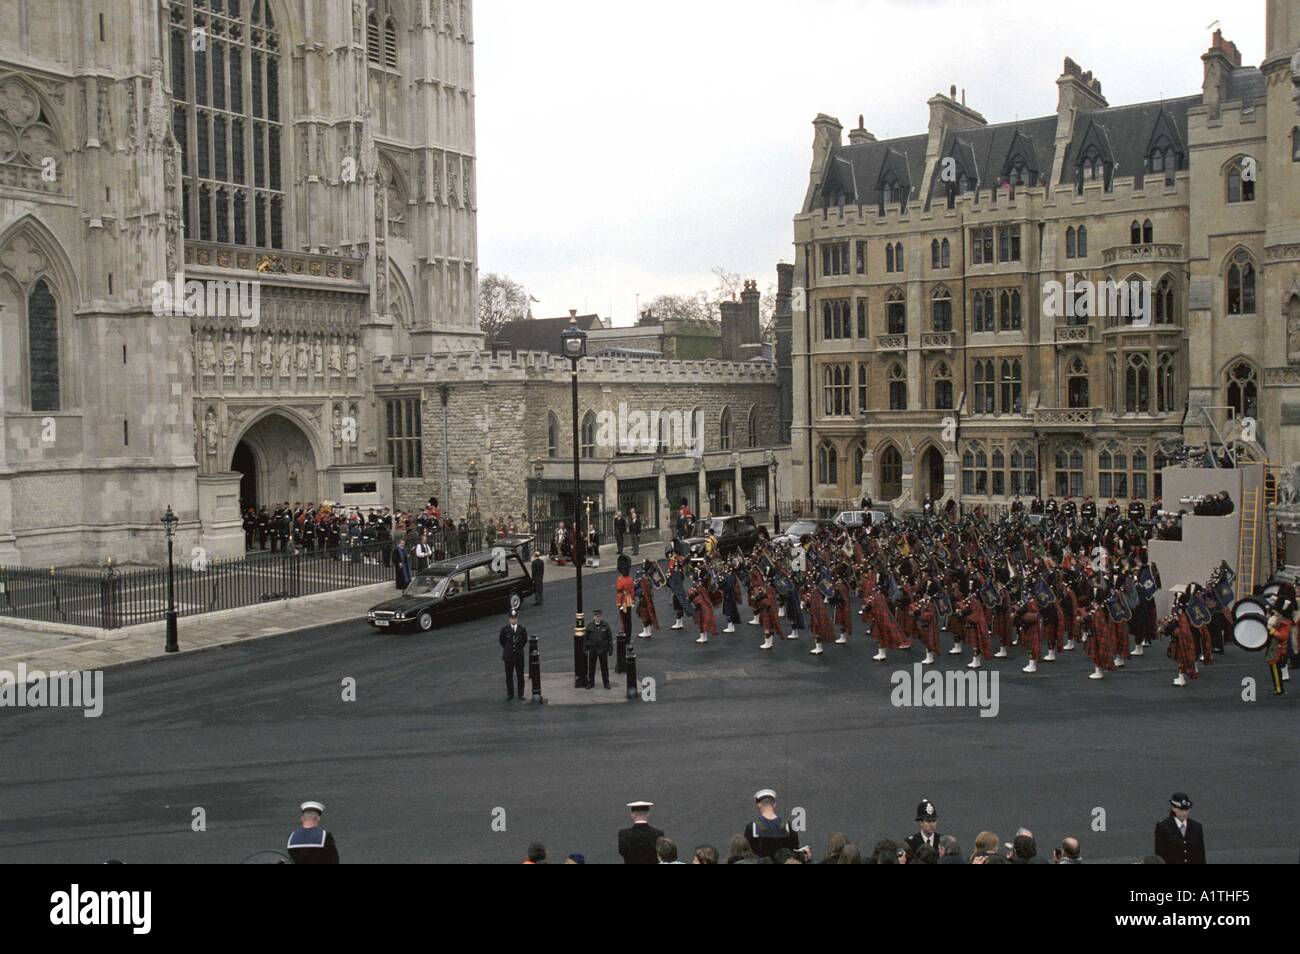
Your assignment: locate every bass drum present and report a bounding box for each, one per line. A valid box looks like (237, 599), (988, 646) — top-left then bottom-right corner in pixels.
(1234, 597), (1270, 622)
(1231, 613), (1270, 652)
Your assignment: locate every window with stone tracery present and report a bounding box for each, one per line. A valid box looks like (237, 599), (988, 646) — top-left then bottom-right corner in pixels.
(170, 0), (283, 248)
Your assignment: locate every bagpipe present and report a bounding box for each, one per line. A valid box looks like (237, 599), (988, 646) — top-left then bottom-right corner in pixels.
(1208, 563), (1236, 611)
(1185, 589), (1213, 627)
(1105, 591), (1132, 623)
(978, 579), (1000, 609)
(1137, 562), (1161, 600)
(1031, 575), (1057, 606)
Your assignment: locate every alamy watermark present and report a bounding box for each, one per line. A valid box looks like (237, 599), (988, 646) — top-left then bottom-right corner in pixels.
(0, 665), (104, 718)
(890, 663), (999, 718)
(151, 273), (261, 328)
(1043, 275), (1152, 327)
(592, 402), (704, 457)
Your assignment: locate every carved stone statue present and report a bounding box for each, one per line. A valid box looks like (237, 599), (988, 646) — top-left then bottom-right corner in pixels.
(260, 334), (274, 373)
(203, 406), (219, 460)
(329, 339), (342, 374)
(313, 338), (324, 375)
(200, 333), (217, 376)
(1279, 464), (1300, 507)
(333, 404), (343, 449)
(296, 338), (309, 373)
(241, 333), (254, 376)
(222, 331), (237, 375)
(345, 340), (358, 375)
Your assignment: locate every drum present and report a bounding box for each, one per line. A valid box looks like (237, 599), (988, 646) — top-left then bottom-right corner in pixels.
(1233, 596), (1270, 622)
(1231, 613), (1270, 652)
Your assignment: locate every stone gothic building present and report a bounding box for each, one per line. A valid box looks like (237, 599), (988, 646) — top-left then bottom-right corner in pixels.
(0, 0), (480, 565)
(791, 3), (1300, 512)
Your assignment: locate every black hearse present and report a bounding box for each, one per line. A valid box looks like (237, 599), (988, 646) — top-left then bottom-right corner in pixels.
(680, 514), (760, 558)
(366, 536), (535, 632)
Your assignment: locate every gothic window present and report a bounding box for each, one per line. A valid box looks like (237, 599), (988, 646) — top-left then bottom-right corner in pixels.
(1125, 353), (1150, 413)
(1066, 226), (1076, 259)
(931, 286), (952, 332)
(1098, 444), (1128, 499)
(821, 299), (851, 340)
(972, 359), (994, 414)
(1226, 158), (1255, 203)
(933, 362), (953, 410)
(886, 243), (894, 273)
(1154, 276), (1175, 324)
(384, 17), (398, 69)
(1226, 252), (1257, 315)
(894, 242), (904, 272)
(1157, 352), (1177, 413)
(855, 240), (867, 274)
(170, 0), (283, 249)
(997, 225), (1020, 262)
(962, 441), (989, 496)
(887, 363), (907, 411)
(999, 358), (1022, 414)
(1077, 225), (1088, 257)
(1142, 219), (1153, 243)
(747, 406), (760, 448)
(940, 238), (950, 268)
(1293, 127), (1300, 163)
(972, 289), (994, 332)
(1054, 445), (1084, 497)
(26, 279), (60, 412)
(823, 364), (851, 416)
(1130, 220), (1141, 245)
(385, 397), (423, 478)
(857, 364), (868, 412)
(1066, 356), (1089, 408)
(1132, 449), (1149, 500)
(856, 299), (867, 338)
(998, 289), (1021, 331)
(580, 411), (597, 458)
(1010, 442), (1037, 497)
(879, 445), (903, 499)
(991, 448), (1006, 497)
(719, 406), (732, 451)
(1225, 361), (1259, 421)
(817, 442), (839, 485)
(547, 412), (559, 457)
(367, 10), (382, 63)
(931, 239), (940, 270)
(886, 289), (906, 335)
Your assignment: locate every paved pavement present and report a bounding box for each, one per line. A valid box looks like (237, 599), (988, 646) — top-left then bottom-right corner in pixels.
(0, 559), (1294, 864)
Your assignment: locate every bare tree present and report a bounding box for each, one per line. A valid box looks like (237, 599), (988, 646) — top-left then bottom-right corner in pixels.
(478, 273), (533, 342)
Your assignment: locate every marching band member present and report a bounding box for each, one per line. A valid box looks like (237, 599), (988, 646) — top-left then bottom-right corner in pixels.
(833, 574), (854, 645)
(1086, 588), (1115, 681)
(687, 570), (718, 644)
(755, 573), (784, 651)
(803, 581), (835, 656)
(962, 584), (991, 669)
(635, 564), (659, 639)
(1016, 589), (1042, 674)
(667, 551), (689, 630)
(915, 589), (941, 665)
(1267, 596), (1294, 695)
(865, 586), (904, 662)
(1164, 594), (1199, 688)
(719, 562), (742, 634)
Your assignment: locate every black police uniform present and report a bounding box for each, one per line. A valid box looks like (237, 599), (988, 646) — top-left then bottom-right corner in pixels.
(499, 620), (528, 699)
(585, 617), (613, 689)
(1154, 813), (1206, 864)
(531, 554), (545, 605)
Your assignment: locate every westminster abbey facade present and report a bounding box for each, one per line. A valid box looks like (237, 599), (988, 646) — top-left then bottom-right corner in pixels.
(0, 0), (480, 564)
(791, 3), (1300, 512)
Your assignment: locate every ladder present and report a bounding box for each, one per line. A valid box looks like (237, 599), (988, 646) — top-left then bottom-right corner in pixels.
(1236, 487), (1261, 601)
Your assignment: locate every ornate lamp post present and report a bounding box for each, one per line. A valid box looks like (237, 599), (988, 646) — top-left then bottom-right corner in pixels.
(561, 311), (589, 688)
(161, 505), (179, 653)
(467, 457), (480, 547)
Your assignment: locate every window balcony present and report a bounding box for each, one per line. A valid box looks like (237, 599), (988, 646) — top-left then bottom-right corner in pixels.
(1033, 406), (1100, 427)
(875, 334), (907, 353)
(1054, 325), (1095, 345)
(1100, 243), (1185, 267)
(920, 332), (954, 351)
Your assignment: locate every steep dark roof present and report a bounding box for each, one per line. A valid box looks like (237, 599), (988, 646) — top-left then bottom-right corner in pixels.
(926, 116), (1058, 206)
(495, 314), (603, 354)
(816, 133), (929, 209)
(1060, 96), (1197, 186)
(1226, 67), (1266, 104)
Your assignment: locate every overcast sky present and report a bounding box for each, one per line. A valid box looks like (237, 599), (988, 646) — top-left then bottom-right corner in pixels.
(473, 0), (1267, 325)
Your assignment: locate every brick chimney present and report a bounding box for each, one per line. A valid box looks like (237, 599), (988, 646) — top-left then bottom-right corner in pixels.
(804, 114), (844, 210)
(1052, 58), (1108, 174)
(719, 298), (744, 361)
(848, 115), (876, 145)
(923, 86), (986, 201)
(1202, 29), (1243, 118)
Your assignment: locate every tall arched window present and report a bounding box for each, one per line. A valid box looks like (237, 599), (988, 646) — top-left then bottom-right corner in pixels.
(1157, 352), (1177, 413)
(972, 289), (994, 332)
(27, 278), (60, 412)
(963, 442), (989, 496)
(933, 362), (953, 410)
(1226, 158), (1255, 202)
(367, 10), (382, 63)
(1098, 444), (1128, 499)
(718, 406), (732, 450)
(384, 17), (398, 69)
(894, 242), (904, 271)
(853, 440), (867, 487)
(857, 363), (868, 412)
(1054, 445), (1084, 497)
(1066, 226), (1076, 259)
(886, 288), (906, 335)
(1066, 355), (1089, 408)
(657, 411), (671, 454)
(1076, 226), (1088, 257)
(1130, 220), (1142, 245)
(1225, 362), (1259, 421)
(998, 289), (1021, 331)
(1226, 251), (1257, 315)
(930, 239), (940, 269)
(941, 238), (950, 268)
(580, 411), (597, 458)
(887, 363), (907, 410)
(170, 0), (283, 248)
(885, 243), (895, 273)
(817, 442), (839, 485)
(1142, 219), (1153, 243)
(973, 359), (994, 413)
(931, 285), (952, 332)
(1000, 358), (1022, 413)
(1010, 442), (1037, 497)
(747, 406), (760, 448)
(1154, 276), (1175, 324)
(546, 412), (559, 457)
(879, 445), (903, 499)
(1125, 353), (1150, 413)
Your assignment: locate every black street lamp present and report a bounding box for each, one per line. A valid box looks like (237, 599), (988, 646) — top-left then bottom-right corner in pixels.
(161, 505), (179, 653)
(561, 310), (588, 688)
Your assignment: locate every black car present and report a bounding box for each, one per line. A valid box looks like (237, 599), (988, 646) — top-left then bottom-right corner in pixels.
(680, 514), (760, 558)
(366, 542), (534, 632)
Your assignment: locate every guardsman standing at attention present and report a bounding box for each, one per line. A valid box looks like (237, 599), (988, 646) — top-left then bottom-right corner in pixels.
(1153, 792), (1206, 864)
(585, 607), (613, 690)
(618, 800), (664, 864)
(499, 609), (528, 701)
(287, 801), (340, 864)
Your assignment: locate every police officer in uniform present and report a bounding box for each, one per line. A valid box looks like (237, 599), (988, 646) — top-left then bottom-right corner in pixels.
(904, 798), (942, 857)
(499, 609), (528, 700)
(531, 551), (545, 606)
(585, 607), (613, 690)
(287, 800), (340, 864)
(618, 800), (664, 864)
(242, 509), (257, 551)
(1153, 792), (1206, 864)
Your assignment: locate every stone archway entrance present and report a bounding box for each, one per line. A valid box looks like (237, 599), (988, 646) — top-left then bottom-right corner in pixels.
(920, 446), (945, 502)
(232, 440), (258, 512)
(232, 412), (320, 507)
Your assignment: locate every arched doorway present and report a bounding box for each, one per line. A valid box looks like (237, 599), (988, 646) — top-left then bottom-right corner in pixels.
(233, 412), (320, 507)
(232, 440), (258, 512)
(920, 446), (945, 502)
(878, 445), (903, 501)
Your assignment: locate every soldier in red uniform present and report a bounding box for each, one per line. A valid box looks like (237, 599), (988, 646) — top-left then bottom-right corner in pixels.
(755, 574), (784, 651)
(962, 588), (991, 669)
(1086, 592), (1115, 681)
(1017, 592), (1042, 674)
(833, 576), (853, 645)
(804, 582), (835, 656)
(687, 571), (718, 644)
(915, 592), (941, 665)
(866, 588), (903, 662)
(635, 565), (660, 639)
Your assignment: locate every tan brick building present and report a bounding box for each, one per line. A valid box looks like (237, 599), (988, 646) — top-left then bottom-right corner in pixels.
(790, 3), (1300, 514)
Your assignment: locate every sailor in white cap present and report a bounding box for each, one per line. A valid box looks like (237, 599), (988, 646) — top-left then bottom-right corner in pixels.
(617, 800), (664, 865)
(744, 789), (808, 860)
(287, 800), (340, 864)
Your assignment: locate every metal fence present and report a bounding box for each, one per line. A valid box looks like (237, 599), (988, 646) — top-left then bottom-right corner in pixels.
(0, 541), (396, 630)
